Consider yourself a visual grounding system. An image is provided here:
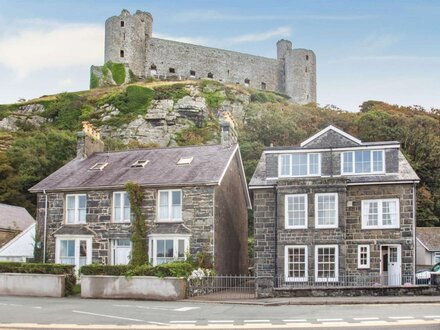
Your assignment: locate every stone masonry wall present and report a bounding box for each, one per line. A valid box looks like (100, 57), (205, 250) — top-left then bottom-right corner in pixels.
(253, 188), (277, 278)
(36, 186), (215, 265)
(345, 184), (415, 277)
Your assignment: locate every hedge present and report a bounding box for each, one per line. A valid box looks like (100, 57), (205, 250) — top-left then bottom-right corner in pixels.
(80, 261), (194, 278)
(0, 262), (76, 295)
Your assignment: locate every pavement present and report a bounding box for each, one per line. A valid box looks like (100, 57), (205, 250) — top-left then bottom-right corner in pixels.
(187, 295), (440, 306)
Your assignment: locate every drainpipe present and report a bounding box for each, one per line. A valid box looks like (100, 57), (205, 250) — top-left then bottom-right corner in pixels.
(274, 187), (278, 284)
(43, 189), (48, 263)
(412, 183), (417, 284)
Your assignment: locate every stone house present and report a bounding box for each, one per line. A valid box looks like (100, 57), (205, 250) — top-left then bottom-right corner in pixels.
(0, 203), (35, 249)
(29, 124), (250, 275)
(250, 126), (419, 295)
(416, 227), (440, 270)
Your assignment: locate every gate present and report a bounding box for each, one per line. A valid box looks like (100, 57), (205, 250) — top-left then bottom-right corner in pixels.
(187, 275), (255, 300)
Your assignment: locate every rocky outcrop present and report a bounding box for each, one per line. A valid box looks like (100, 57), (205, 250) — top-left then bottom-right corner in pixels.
(0, 104), (46, 132)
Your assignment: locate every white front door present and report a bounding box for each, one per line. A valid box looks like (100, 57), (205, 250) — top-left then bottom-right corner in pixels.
(387, 245), (401, 285)
(112, 239), (131, 265)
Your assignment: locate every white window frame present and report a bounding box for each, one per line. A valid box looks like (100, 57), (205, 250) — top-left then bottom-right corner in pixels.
(315, 193), (338, 229)
(284, 245), (308, 282)
(111, 239), (132, 265)
(112, 191), (131, 223)
(148, 234), (190, 266)
(361, 198), (400, 229)
(54, 235), (92, 271)
(358, 245), (370, 269)
(278, 153), (321, 178)
(285, 194), (308, 229)
(341, 150), (385, 175)
(434, 252), (440, 264)
(65, 194), (87, 224)
(315, 245), (339, 282)
(157, 189), (182, 222)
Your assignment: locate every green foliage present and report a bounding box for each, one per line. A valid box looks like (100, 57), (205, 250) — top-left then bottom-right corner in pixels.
(0, 129), (76, 213)
(105, 61), (126, 85)
(80, 261), (195, 278)
(125, 182), (147, 266)
(42, 93), (85, 130)
(200, 80), (226, 109)
(90, 73), (99, 89)
(153, 84), (190, 102)
(249, 91), (288, 104)
(128, 69), (139, 83)
(175, 118), (219, 146)
(0, 262), (76, 295)
(103, 86), (155, 118)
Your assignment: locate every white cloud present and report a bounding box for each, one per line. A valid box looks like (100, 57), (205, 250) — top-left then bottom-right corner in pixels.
(227, 26), (291, 43)
(0, 22), (104, 79)
(58, 78), (74, 87)
(344, 55), (440, 61)
(173, 10), (376, 22)
(153, 33), (210, 46)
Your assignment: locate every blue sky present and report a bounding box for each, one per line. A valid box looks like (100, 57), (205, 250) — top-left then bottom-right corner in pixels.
(0, 0), (439, 111)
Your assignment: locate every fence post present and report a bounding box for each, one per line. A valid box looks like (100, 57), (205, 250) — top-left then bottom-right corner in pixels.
(255, 276), (275, 298)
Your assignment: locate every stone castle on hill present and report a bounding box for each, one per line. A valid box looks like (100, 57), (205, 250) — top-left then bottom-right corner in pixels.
(91, 9), (317, 105)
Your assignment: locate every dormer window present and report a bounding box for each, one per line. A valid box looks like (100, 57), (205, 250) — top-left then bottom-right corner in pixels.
(342, 150), (384, 175)
(90, 162), (108, 171)
(177, 157), (193, 165)
(131, 160), (149, 168)
(279, 153), (320, 177)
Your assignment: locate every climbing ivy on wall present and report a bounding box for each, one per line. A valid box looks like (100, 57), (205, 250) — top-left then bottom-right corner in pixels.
(105, 61), (126, 85)
(125, 182), (148, 266)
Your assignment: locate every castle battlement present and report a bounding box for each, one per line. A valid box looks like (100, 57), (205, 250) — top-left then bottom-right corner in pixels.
(92, 9), (316, 105)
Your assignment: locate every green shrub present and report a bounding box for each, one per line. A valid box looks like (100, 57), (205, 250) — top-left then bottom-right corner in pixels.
(80, 264), (131, 276)
(79, 261), (195, 278)
(103, 86), (155, 117)
(90, 73), (99, 89)
(0, 262), (76, 295)
(42, 93), (85, 130)
(154, 84), (189, 102)
(105, 61), (126, 85)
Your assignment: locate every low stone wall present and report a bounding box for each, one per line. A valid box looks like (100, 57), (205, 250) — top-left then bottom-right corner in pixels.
(274, 285), (440, 298)
(0, 273), (66, 297)
(81, 275), (187, 301)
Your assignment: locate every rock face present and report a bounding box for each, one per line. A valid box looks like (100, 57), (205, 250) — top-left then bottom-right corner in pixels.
(0, 104), (46, 132)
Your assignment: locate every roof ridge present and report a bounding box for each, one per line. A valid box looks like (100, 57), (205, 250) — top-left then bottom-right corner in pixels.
(91, 143), (237, 155)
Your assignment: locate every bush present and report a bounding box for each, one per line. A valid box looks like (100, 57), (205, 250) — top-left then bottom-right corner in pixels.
(105, 61), (126, 85)
(90, 73), (99, 89)
(154, 84), (189, 102)
(80, 261), (195, 279)
(0, 262), (76, 295)
(103, 86), (155, 117)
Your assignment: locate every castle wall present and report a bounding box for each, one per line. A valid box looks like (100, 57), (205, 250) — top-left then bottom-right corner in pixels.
(146, 38), (279, 92)
(286, 49), (316, 104)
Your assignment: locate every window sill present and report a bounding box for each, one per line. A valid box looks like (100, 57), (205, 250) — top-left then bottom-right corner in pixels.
(155, 220), (184, 223)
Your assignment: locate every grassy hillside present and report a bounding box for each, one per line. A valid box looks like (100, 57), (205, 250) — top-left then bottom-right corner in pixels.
(0, 80), (439, 226)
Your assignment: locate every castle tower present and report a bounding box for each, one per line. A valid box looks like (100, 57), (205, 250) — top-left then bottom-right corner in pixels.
(104, 9), (152, 77)
(277, 39), (316, 105)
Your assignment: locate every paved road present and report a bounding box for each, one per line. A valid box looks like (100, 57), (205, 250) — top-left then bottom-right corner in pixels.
(0, 296), (439, 329)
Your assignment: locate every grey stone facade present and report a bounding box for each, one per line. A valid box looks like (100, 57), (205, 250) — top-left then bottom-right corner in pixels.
(97, 9), (316, 105)
(250, 126), (419, 297)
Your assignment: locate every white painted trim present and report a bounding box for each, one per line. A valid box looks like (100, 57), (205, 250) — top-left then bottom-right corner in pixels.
(315, 193), (339, 229)
(357, 244), (370, 269)
(284, 194), (308, 229)
(340, 150), (385, 175)
(55, 236), (93, 271)
(347, 181), (419, 186)
(416, 237), (430, 252)
(264, 144), (400, 154)
(300, 125), (362, 147)
(284, 245), (308, 282)
(315, 244), (339, 282)
(380, 244), (402, 285)
(65, 193), (87, 224)
(361, 198), (400, 229)
(156, 189), (182, 222)
(148, 235), (190, 266)
(0, 223), (35, 254)
(278, 153), (321, 178)
(112, 191), (131, 223)
(218, 145), (238, 185)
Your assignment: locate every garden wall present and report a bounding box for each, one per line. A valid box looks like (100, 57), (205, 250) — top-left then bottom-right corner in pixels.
(0, 273), (66, 297)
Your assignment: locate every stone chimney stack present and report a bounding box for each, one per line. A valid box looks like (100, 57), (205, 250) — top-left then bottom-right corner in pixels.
(77, 121), (105, 159)
(220, 111), (238, 147)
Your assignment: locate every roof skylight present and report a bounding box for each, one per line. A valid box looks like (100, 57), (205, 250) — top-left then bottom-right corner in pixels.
(90, 162), (108, 171)
(177, 157), (193, 165)
(131, 160), (150, 168)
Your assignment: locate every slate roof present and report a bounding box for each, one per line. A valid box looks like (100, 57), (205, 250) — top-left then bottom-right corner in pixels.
(30, 144), (239, 192)
(0, 203), (35, 231)
(417, 227), (440, 252)
(52, 226), (96, 236)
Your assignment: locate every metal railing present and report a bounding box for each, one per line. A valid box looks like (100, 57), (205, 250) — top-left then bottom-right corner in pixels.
(276, 273), (418, 288)
(188, 275), (255, 300)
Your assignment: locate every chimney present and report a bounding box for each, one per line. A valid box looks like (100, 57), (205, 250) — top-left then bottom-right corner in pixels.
(77, 121), (105, 159)
(220, 111), (238, 147)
